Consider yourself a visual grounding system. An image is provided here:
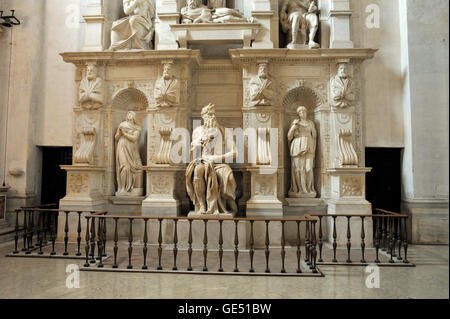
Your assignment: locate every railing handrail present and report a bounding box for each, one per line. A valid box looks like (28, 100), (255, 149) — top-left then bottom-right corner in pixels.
(374, 208), (405, 216)
(307, 212), (408, 218)
(15, 208), (108, 215)
(84, 214), (316, 222)
(20, 203), (58, 209)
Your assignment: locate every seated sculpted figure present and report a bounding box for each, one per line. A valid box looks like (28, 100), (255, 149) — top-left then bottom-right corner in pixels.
(186, 104), (238, 216)
(280, 0), (319, 49)
(181, 0), (253, 24)
(109, 0), (155, 50)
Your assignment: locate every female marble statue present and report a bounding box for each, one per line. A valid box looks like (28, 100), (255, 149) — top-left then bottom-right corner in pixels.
(115, 111), (143, 196)
(288, 106), (317, 198)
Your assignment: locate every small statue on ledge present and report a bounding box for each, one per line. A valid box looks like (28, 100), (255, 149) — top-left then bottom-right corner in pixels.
(181, 0), (254, 24)
(109, 0), (155, 51)
(280, 0), (320, 49)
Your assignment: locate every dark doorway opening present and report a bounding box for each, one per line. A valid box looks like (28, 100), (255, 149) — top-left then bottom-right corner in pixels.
(365, 148), (402, 213)
(40, 147), (72, 205)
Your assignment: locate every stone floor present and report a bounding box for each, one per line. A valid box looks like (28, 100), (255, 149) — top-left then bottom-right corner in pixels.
(0, 241), (448, 299)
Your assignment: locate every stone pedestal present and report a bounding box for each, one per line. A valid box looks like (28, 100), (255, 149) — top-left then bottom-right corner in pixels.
(328, 0), (354, 48)
(0, 186), (9, 220)
(327, 167), (373, 246)
(246, 166), (283, 218)
(142, 165), (183, 217)
(155, 0), (180, 51)
(59, 166), (106, 209)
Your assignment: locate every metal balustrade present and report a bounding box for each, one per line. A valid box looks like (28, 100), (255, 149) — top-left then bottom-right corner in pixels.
(7, 208), (107, 259)
(309, 209), (414, 267)
(80, 215), (323, 277)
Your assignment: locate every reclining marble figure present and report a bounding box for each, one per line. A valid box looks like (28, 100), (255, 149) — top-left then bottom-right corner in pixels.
(181, 0), (254, 24)
(186, 103), (238, 216)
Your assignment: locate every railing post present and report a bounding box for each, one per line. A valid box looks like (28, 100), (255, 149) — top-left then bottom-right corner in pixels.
(63, 211), (69, 256)
(264, 221), (270, 273)
(102, 217), (107, 257)
(346, 216), (352, 263)
(203, 219), (208, 272)
(98, 217), (104, 268)
(318, 216), (323, 262)
(332, 216), (337, 263)
(38, 211), (44, 255)
(173, 219), (178, 271)
(157, 219), (163, 270)
(402, 217), (409, 264)
(311, 220), (318, 273)
(90, 217), (96, 263)
(127, 218), (133, 269)
(389, 217), (394, 263)
(249, 220), (255, 273)
(13, 210), (20, 254)
(360, 216), (366, 264)
(84, 217), (91, 267)
(305, 220), (310, 265)
(76, 212), (82, 256)
(218, 219), (224, 272)
(21, 210), (27, 252)
(280, 221), (286, 273)
(397, 217), (403, 261)
(374, 216), (381, 263)
(296, 221), (301, 273)
(50, 213), (57, 256)
(113, 218), (119, 269)
(234, 220), (239, 273)
(187, 219), (193, 271)
(143, 219), (149, 270)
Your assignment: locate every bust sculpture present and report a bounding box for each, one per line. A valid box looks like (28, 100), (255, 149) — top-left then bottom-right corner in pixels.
(288, 106), (317, 198)
(331, 63), (355, 108)
(181, 0), (253, 24)
(115, 111), (144, 196)
(154, 63), (180, 108)
(280, 0), (320, 49)
(109, 0), (155, 51)
(79, 64), (104, 110)
(249, 63), (274, 107)
(186, 103), (238, 216)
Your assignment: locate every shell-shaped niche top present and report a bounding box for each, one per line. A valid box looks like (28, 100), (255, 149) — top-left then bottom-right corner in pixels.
(283, 85), (322, 114)
(112, 85), (149, 111)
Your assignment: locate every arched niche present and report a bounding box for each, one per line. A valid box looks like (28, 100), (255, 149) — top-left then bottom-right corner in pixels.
(282, 85), (324, 198)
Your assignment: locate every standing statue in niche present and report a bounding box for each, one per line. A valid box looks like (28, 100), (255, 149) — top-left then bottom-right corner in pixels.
(115, 111), (144, 196)
(186, 103), (238, 216)
(181, 0), (253, 24)
(249, 63), (274, 107)
(280, 0), (320, 49)
(79, 64), (104, 110)
(331, 63), (355, 108)
(109, 0), (155, 51)
(288, 106), (317, 198)
(154, 63), (180, 108)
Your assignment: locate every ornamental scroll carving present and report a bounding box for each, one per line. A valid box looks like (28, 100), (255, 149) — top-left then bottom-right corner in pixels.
(155, 127), (173, 164)
(338, 129), (358, 166)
